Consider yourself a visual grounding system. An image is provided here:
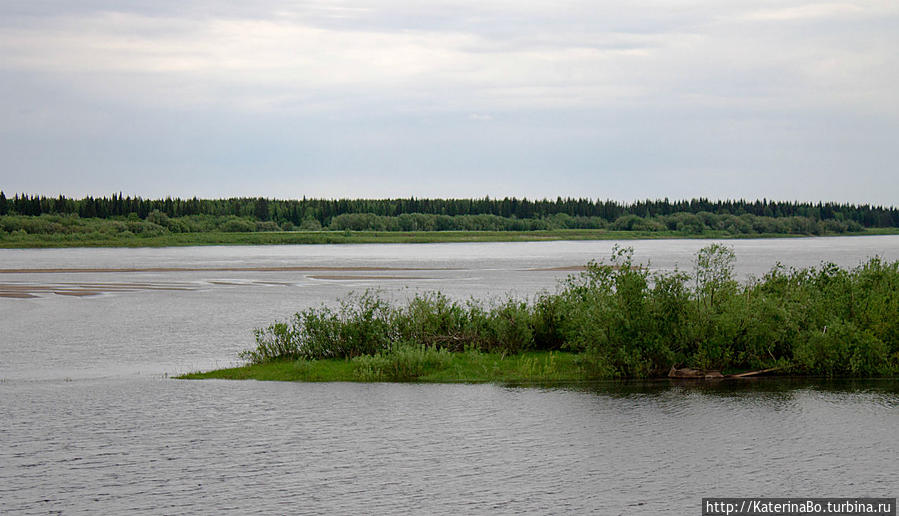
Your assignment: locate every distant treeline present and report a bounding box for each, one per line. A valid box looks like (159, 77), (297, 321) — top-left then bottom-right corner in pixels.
(0, 211), (872, 237)
(1, 192), (897, 228)
(326, 211), (867, 235)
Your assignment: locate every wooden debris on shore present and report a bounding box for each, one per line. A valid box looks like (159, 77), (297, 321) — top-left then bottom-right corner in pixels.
(668, 367), (724, 379)
(668, 365), (787, 380)
(725, 366), (786, 378)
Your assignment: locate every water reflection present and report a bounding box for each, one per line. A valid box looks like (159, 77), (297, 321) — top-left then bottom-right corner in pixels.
(524, 377), (899, 397)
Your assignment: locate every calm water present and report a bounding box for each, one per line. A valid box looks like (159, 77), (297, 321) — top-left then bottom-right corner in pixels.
(2, 237), (898, 514)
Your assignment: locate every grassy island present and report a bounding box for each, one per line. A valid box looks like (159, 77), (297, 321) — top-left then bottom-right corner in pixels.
(180, 245), (899, 383)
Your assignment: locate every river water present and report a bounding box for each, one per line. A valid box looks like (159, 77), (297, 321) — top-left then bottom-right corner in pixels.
(1, 237), (898, 514)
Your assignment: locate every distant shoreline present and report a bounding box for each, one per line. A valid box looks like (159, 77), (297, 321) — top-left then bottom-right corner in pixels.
(3, 227), (899, 249)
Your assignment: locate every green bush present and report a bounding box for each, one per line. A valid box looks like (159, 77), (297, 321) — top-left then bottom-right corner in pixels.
(255, 221), (281, 232)
(219, 218), (256, 232)
(242, 246), (899, 378)
(352, 342), (452, 381)
(241, 322), (299, 363)
(298, 218), (322, 231)
(794, 321), (891, 376)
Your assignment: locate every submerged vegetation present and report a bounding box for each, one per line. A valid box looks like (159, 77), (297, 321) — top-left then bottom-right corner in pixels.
(2, 193), (898, 247)
(185, 245), (899, 382)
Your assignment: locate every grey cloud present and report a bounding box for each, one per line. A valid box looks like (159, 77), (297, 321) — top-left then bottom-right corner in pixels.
(0, 0), (896, 204)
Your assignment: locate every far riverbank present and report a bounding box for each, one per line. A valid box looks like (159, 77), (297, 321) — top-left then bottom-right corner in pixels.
(3, 227), (899, 248)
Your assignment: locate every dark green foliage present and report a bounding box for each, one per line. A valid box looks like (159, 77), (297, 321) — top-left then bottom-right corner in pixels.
(285, 292), (395, 359)
(298, 218), (322, 231)
(352, 342), (453, 381)
(218, 218), (257, 232)
(553, 247), (681, 377)
(243, 246), (899, 378)
(479, 299), (534, 354)
(392, 293), (476, 350)
(0, 213), (280, 239)
(531, 292), (568, 350)
(1, 191), (896, 230)
(794, 321), (891, 377)
(0, 209), (880, 239)
(243, 291), (539, 363)
(241, 322), (299, 363)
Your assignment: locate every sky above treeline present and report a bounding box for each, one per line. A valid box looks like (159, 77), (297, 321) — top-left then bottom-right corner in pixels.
(1, 1), (897, 205)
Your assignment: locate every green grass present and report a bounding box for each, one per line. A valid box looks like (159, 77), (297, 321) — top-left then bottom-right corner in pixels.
(178, 350), (590, 383)
(179, 358), (358, 382)
(2, 227), (896, 248)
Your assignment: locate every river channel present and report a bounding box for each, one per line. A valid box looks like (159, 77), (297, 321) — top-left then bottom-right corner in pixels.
(2, 237), (898, 514)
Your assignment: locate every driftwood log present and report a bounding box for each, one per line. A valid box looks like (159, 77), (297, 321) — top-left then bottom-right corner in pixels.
(668, 365), (787, 379)
(668, 367), (724, 379)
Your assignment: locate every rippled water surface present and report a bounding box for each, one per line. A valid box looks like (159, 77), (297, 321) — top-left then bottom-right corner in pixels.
(2, 237), (898, 514)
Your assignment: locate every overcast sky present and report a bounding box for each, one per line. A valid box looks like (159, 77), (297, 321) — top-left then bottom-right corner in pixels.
(1, 0), (897, 204)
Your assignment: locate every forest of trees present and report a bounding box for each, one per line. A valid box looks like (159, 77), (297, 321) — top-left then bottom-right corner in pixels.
(2, 192), (897, 229)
